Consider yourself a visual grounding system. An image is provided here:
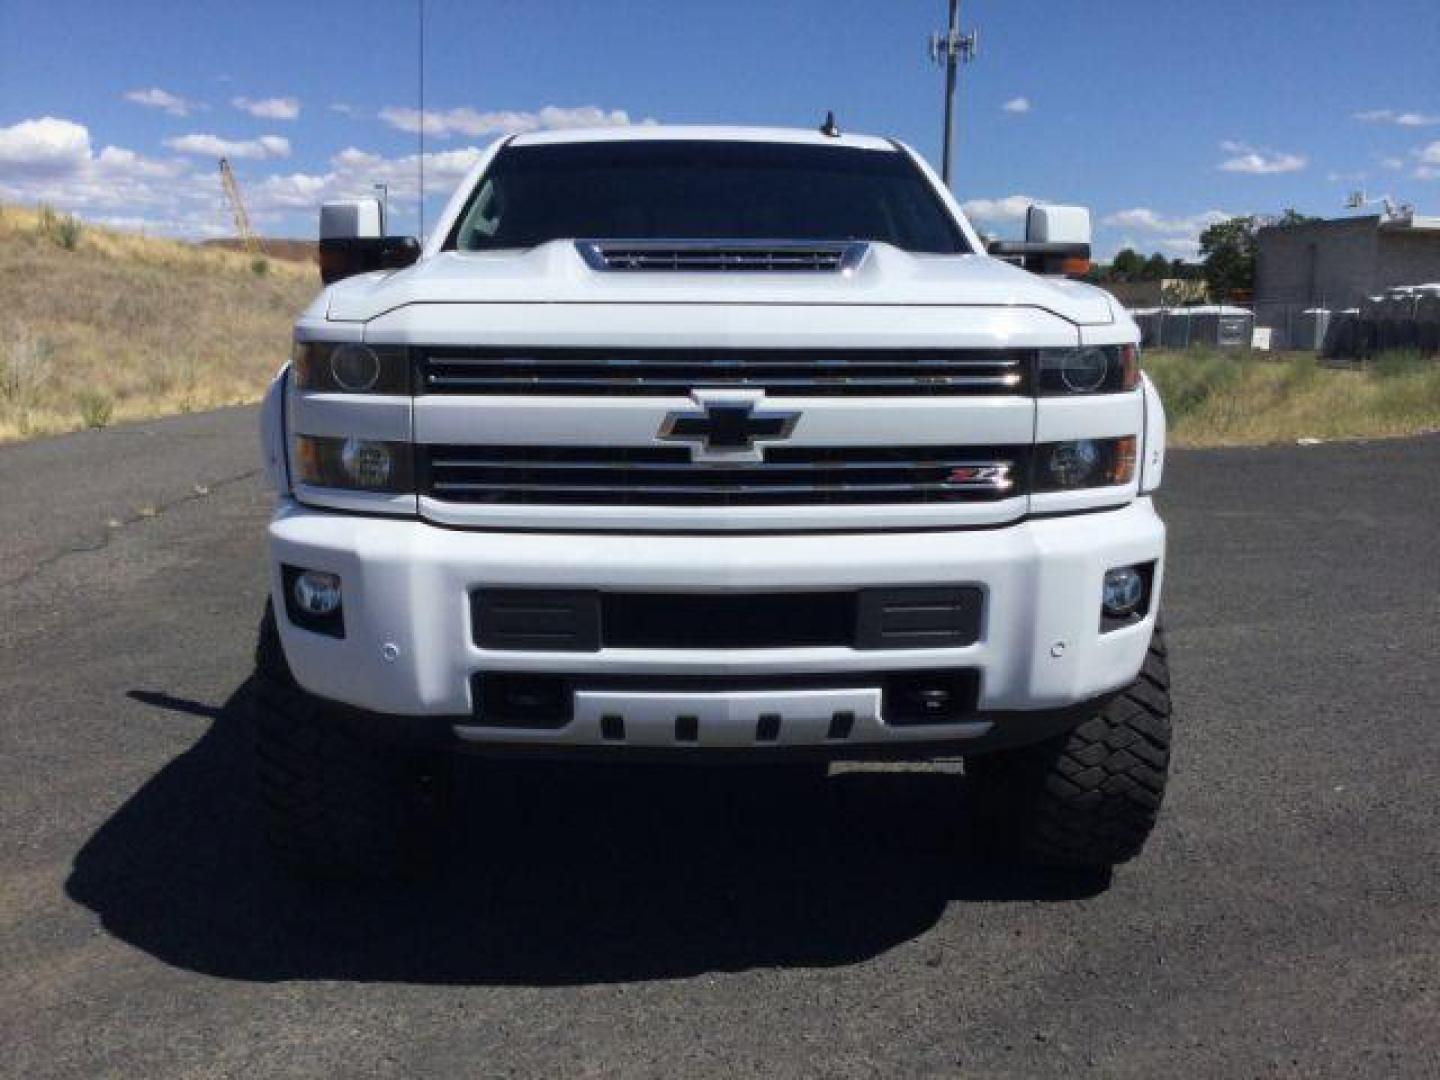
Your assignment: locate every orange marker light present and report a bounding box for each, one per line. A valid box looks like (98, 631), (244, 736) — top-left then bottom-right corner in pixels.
(1108, 436), (1138, 485)
(1118, 344), (1140, 391)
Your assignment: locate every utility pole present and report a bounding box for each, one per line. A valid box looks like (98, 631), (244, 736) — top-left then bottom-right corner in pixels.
(928, 0), (979, 189)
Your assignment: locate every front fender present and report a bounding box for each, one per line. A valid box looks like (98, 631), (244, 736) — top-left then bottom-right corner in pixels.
(1140, 371), (1166, 493)
(259, 364), (291, 495)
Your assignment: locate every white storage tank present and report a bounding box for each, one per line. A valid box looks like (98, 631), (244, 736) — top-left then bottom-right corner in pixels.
(1130, 307), (1163, 348)
(1414, 285), (1440, 353)
(1294, 308), (1332, 352)
(1322, 309), (1363, 357)
(1160, 308), (1193, 348)
(1195, 305), (1254, 348)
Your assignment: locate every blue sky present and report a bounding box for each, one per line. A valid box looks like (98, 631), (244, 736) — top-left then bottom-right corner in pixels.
(1, 0), (1437, 258)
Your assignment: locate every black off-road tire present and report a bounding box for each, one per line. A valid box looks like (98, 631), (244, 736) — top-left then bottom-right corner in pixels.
(252, 603), (451, 879)
(968, 624), (1172, 868)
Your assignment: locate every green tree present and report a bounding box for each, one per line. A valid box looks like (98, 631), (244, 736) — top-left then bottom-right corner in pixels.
(1198, 215), (1257, 299)
(1109, 247), (1145, 282)
(1142, 252), (1171, 280)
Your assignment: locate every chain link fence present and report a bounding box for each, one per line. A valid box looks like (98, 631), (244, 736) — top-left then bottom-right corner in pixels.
(1131, 294), (1440, 358)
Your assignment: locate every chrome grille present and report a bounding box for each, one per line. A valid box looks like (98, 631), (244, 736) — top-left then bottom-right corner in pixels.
(575, 239), (868, 273)
(418, 348), (1026, 397)
(421, 444), (1027, 506)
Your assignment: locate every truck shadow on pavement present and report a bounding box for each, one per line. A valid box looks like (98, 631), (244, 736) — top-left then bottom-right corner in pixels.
(66, 682), (1109, 986)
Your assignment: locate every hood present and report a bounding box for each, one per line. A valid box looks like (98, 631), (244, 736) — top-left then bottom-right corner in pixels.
(323, 241), (1117, 326)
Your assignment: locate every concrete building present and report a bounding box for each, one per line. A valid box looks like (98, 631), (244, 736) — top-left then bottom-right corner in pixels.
(1255, 213), (1440, 312)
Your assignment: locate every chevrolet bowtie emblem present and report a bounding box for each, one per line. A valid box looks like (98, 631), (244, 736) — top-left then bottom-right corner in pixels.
(659, 391), (800, 462)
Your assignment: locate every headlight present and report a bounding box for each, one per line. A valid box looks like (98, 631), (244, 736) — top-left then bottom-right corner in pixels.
(293, 341), (410, 394)
(1035, 345), (1139, 395)
(1034, 437), (1136, 491)
(295, 435), (414, 492)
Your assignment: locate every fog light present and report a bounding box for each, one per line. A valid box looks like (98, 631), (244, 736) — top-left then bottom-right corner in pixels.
(293, 570), (342, 616)
(340, 438), (394, 488)
(1102, 566), (1145, 617)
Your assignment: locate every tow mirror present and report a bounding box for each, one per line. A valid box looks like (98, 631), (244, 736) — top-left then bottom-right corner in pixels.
(317, 199), (420, 284)
(987, 204), (1092, 277)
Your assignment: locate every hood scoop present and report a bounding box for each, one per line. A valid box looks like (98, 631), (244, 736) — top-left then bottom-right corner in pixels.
(575, 239), (869, 274)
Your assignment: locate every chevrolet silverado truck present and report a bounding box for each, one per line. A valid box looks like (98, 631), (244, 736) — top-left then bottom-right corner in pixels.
(255, 125), (1172, 878)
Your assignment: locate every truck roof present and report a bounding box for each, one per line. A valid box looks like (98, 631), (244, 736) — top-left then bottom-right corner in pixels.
(508, 124), (898, 153)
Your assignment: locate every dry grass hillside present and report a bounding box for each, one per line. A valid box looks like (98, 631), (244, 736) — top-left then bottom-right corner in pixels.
(2, 202), (1436, 447)
(0, 204), (316, 441)
(202, 237), (318, 263)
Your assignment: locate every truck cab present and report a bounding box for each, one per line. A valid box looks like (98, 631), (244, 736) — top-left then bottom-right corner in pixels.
(255, 126), (1172, 878)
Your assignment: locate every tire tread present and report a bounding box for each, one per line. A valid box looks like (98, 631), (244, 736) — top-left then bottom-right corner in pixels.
(970, 623), (1173, 867)
(251, 604), (448, 879)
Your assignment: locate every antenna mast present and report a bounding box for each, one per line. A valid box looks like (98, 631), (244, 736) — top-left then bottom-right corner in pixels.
(417, 0), (425, 240)
(928, 0), (979, 189)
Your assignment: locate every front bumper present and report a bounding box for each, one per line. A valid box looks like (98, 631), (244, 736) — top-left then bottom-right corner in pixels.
(267, 500), (1164, 749)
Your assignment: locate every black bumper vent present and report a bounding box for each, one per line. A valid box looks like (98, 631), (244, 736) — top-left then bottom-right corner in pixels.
(472, 587), (982, 653)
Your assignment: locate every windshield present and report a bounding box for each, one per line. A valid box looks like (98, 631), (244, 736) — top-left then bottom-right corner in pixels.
(447, 140), (967, 254)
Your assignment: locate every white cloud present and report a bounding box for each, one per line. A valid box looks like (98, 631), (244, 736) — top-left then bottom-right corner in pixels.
(1354, 109), (1439, 127)
(1380, 156), (1405, 171)
(329, 102), (358, 116)
(1218, 140), (1307, 174)
(95, 145), (182, 178)
(1, 117), (490, 238)
(1099, 207), (1232, 262)
(0, 116), (205, 230)
(0, 116), (93, 176)
(1159, 237), (1201, 257)
(960, 194), (1038, 224)
(378, 104), (639, 139)
(243, 145), (485, 217)
(232, 96), (301, 121)
(1001, 97), (1031, 114)
(164, 133), (291, 160)
(1103, 207), (1229, 234)
(1408, 142), (1440, 180)
(331, 147), (379, 170)
(124, 87), (200, 117)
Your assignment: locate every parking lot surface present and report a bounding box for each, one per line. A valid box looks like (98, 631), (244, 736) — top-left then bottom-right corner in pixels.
(2, 414), (1437, 1077)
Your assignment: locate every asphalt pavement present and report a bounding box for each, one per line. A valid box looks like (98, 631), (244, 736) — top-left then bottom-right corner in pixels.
(2, 412), (1438, 1078)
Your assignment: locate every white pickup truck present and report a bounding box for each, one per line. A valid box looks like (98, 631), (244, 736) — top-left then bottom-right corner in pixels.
(256, 125), (1172, 878)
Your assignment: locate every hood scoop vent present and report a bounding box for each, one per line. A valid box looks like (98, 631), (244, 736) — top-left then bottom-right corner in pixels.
(575, 239), (869, 274)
